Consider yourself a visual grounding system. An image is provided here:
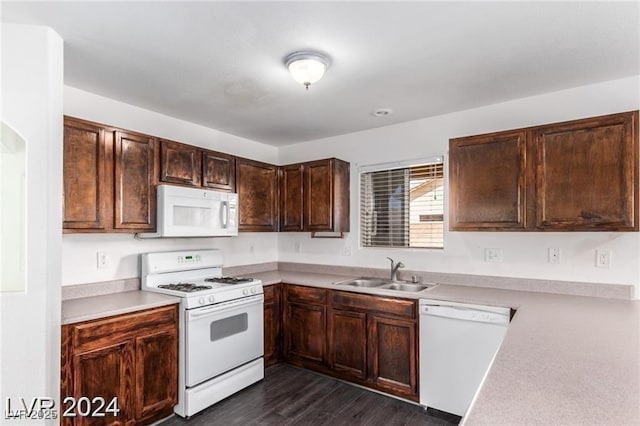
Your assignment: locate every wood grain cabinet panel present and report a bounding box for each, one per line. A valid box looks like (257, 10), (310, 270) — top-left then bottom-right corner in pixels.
(368, 315), (417, 398)
(202, 149), (236, 191)
(61, 305), (178, 426)
(236, 158), (279, 231)
(327, 309), (367, 380)
(114, 131), (157, 231)
(279, 164), (304, 231)
(160, 139), (201, 186)
(284, 302), (326, 366)
(263, 284), (282, 367)
(135, 330), (178, 423)
(63, 117), (109, 231)
(449, 131), (527, 230)
(449, 110), (639, 232)
(533, 111), (638, 230)
(303, 158), (350, 233)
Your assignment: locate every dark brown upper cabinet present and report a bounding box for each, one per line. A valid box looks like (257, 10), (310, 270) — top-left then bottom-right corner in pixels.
(279, 158), (350, 234)
(279, 163), (305, 231)
(533, 112), (638, 231)
(236, 157), (279, 232)
(63, 117), (158, 233)
(449, 131), (527, 230)
(63, 117), (109, 231)
(160, 139), (201, 186)
(449, 110), (639, 231)
(202, 149), (236, 192)
(304, 158), (350, 233)
(114, 131), (157, 231)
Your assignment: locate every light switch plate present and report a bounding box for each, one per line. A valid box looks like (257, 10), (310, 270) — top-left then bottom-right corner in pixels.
(484, 248), (502, 263)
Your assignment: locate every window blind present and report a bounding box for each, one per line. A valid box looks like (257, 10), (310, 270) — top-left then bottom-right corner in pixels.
(360, 161), (444, 249)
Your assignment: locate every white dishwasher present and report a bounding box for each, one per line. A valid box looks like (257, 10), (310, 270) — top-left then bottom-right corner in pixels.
(419, 299), (510, 418)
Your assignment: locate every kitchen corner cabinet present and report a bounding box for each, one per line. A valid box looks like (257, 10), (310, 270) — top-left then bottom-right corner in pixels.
(279, 158), (351, 233)
(63, 116), (158, 233)
(263, 284), (282, 367)
(236, 157), (279, 232)
(159, 139), (202, 187)
(61, 305), (178, 426)
(449, 110), (639, 231)
(282, 284), (418, 401)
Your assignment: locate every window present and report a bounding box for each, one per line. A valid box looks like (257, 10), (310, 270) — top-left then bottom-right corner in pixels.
(360, 159), (444, 249)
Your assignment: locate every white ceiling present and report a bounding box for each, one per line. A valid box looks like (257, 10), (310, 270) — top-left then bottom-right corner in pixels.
(2, 2), (639, 146)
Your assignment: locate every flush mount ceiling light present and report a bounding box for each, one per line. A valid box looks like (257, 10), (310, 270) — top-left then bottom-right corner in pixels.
(372, 108), (393, 117)
(285, 51), (330, 91)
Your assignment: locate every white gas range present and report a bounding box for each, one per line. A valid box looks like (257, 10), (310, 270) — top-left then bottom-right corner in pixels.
(141, 249), (264, 418)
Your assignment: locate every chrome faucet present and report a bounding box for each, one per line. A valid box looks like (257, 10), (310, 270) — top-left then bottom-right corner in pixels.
(387, 257), (405, 282)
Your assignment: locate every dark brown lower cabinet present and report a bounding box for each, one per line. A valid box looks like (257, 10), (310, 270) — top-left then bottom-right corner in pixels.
(61, 305), (178, 426)
(281, 284), (418, 401)
(327, 309), (367, 380)
(368, 315), (417, 398)
(263, 284), (282, 367)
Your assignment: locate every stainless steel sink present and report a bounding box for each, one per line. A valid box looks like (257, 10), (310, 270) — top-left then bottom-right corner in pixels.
(333, 277), (388, 287)
(333, 277), (436, 292)
(380, 282), (432, 292)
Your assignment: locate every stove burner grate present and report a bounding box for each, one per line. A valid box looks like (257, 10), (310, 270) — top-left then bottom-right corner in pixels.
(205, 276), (254, 285)
(158, 283), (213, 293)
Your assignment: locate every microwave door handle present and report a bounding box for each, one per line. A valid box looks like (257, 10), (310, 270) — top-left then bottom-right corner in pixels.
(220, 200), (229, 228)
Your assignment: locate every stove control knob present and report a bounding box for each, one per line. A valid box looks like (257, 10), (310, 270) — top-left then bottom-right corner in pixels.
(208, 295), (215, 303)
(250, 287), (256, 294)
(198, 297), (205, 305)
(242, 289), (249, 296)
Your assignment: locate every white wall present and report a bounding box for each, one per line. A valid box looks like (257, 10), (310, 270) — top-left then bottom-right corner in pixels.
(62, 87), (279, 285)
(278, 76), (640, 295)
(0, 24), (63, 424)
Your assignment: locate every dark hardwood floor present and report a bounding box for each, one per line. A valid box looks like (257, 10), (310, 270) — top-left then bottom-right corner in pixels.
(159, 363), (458, 426)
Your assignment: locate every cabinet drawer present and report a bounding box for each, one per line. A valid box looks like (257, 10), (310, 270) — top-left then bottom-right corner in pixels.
(72, 305), (178, 353)
(331, 291), (415, 319)
(285, 284), (326, 304)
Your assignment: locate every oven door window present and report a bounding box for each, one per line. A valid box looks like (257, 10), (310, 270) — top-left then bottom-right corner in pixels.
(210, 313), (247, 341)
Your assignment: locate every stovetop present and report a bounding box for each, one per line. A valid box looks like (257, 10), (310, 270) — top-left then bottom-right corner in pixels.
(158, 283), (213, 292)
(205, 276), (254, 285)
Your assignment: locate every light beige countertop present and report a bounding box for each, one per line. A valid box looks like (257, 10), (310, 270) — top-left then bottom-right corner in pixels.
(252, 270), (640, 426)
(62, 290), (180, 325)
(61, 270), (639, 424)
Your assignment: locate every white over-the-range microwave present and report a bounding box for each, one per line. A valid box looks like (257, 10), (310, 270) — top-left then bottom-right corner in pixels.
(137, 184), (238, 238)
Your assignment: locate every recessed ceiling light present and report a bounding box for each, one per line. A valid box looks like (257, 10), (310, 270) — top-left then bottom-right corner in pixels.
(372, 108), (393, 117)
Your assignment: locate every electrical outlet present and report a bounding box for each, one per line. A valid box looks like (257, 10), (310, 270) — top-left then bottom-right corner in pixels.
(548, 248), (561, 264)
(97, 251), (110, 269)
(342, 245), (352, 256)
(294, 243), (302, 253)
(596, 249), (612, 268)
(484, 248), (502, 263)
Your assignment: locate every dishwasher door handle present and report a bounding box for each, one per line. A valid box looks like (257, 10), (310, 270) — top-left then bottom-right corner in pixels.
(420, 305), (509, 324)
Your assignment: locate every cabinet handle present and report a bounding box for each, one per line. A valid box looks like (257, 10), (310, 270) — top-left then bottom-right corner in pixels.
(580, 211), (602, 220)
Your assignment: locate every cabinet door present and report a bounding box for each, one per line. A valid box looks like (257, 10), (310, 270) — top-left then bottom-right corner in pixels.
(280, 164), (304, 231)
(202, 149), (235, 191)
(449, 131), (528, 230)
(263, 285), (281, 367)
(236, 158), (278, 231)
(284, 302), (326, 367)
(71, 341), (135, 425)
(368, 315), (417, 399)
(533, 111), (638, 231)
(327, 309), (367, 380)
(304, 159), (334, 231)
(63, 118), (109, 231)
(114, 131), (157, 231)
(134, 328), (178, 423)
(160, 139), (201, 186)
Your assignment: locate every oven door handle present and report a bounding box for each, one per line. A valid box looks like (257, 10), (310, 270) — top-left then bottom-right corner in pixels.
(187, 294), (263, 319)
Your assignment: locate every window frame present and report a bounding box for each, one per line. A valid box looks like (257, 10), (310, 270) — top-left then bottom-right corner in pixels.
(358, 156), (446, 251)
